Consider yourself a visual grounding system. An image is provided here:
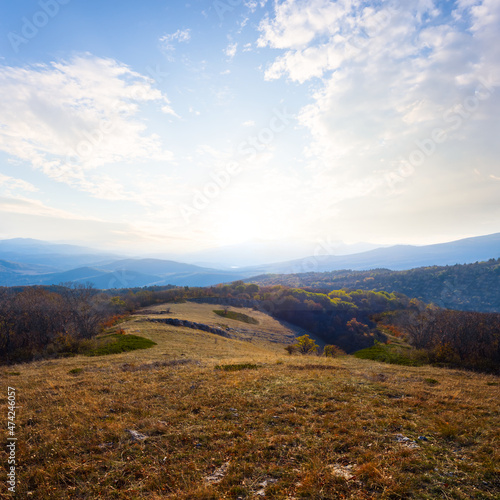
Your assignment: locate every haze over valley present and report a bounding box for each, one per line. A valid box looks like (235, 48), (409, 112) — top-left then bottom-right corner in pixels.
(1, 232), (499, 289)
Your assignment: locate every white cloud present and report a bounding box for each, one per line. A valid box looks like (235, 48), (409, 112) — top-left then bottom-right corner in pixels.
(258, 0), (500, 211)
(225, 42), (238, 59)
(242, 120), (256, 127)
(0, 173), (38, 195)
(160, 29), (191, 50)
(0, 195), (100, 221)
(245, 1), (259, 12)
(0, 55), (175, 200)
(258, 0), (353, 50)
(159, 29), (191, 60)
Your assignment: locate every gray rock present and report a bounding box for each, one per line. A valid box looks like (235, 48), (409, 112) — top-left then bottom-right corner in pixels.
(126, 429), (148, 442)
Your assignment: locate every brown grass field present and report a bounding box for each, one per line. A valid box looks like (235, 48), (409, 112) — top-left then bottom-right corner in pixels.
(1, 303), (499, 499)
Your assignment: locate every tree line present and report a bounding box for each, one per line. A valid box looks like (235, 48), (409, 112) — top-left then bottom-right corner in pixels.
(1, 280), (499, 372)
(0, 284), (120, 362)
(381, 307), (500, 372)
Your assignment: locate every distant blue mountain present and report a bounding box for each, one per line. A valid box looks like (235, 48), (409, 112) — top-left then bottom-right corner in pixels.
(0, 249), (248, 288)
(0, 266), (163, 288)
(244, 233), (500, 274)
(39, 267), (163, 289)
(0, 259), (51, 273)
(0, 233), (499, 288)
(102, 258), (213, 275)
(96, 259), (247, 287)
(0, 238), (122, 270)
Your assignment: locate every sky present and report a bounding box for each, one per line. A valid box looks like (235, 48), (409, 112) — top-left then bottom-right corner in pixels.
(0, 0), (499, 258)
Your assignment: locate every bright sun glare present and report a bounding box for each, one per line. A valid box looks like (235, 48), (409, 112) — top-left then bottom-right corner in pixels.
(212, 212), (269, 246)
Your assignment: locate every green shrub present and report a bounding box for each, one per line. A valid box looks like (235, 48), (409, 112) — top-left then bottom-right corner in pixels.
(213, 310), (259, 324)
(354, 342), (424, 366)
(424, 378), (439, 385)
(215, 363), (259, 371)
(81, 334), (157, 357)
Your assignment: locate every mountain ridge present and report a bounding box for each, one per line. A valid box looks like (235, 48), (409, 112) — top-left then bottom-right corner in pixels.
(242, 232), (500, 274)
(0, 232), (498, 288)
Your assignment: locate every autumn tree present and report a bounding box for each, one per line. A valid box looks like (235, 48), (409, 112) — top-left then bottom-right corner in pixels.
(324, 344), (345, 357)
(294, 334), (319, 355)
(61, 283), (108, 339)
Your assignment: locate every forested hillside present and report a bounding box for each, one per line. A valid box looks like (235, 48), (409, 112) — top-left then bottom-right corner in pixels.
(2, 279), (499, 372)
(247, 258), (500, 313)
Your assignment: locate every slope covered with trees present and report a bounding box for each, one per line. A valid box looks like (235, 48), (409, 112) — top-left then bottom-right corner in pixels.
(0, 284), (125, 363)
(247, 258), (500, 313)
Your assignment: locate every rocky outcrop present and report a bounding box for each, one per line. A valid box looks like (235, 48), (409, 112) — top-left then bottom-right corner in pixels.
(147, 317), (233, 338)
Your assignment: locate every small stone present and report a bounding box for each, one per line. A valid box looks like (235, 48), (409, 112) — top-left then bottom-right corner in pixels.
(204, 462), (230, 484)
(395, 434), (419, 448)
(329, 464), (355, 480)
(125, 429), (148, 442)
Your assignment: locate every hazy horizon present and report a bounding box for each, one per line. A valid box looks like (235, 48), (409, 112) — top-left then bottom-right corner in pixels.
(1, 1), (499, 254)
(1, 231), (499, 270)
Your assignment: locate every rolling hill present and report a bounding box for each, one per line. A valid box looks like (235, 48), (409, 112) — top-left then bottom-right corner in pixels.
(0, 266), (163, 288)
(248, 258), (500, 313)
(0, 257), (248, 289)
(0, 238), (122, 270)
(101, 258), (247, 286)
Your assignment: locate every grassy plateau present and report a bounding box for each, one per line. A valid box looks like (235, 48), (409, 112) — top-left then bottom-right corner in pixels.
(1, 303), (498, 499)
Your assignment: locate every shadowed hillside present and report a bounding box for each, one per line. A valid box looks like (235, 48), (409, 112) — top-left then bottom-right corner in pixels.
(248, 258), (500, 313)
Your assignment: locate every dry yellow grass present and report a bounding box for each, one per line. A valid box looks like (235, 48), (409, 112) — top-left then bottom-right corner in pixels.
(136, 302), (318, 350)
(1, 303), (498, 499)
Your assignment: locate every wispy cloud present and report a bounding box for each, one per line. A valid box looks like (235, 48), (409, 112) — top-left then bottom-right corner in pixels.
(0, 55), (175, 200)
(0, 195), (100, 221)
(258, 0), (500, 201)
(224, 42), (238, 60)
(0, 174), (38, 195)
(159, 29), (191, 60)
